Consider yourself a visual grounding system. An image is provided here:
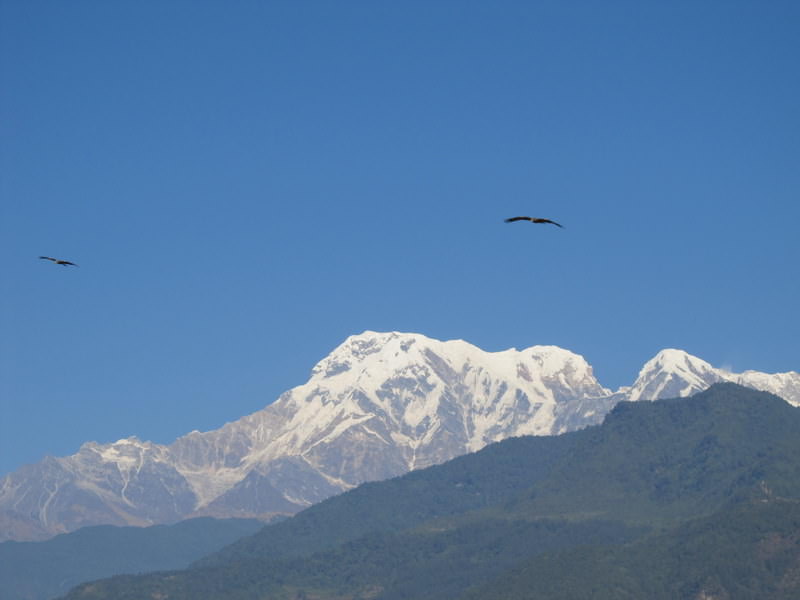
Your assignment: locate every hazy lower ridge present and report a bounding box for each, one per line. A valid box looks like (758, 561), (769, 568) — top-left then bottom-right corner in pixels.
(0, 517), (264, 600)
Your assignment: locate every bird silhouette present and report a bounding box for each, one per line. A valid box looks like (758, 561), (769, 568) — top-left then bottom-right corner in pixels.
(504, 216), (564, 228)
(39, 256), (79, 267)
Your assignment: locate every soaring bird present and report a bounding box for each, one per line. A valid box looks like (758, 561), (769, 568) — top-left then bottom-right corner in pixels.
(39, 256), (78, 267)
(504, 216), (564, 228)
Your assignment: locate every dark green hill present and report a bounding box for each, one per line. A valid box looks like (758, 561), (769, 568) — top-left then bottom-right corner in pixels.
(196, 427), (578, 567)
(0, 517), (262, 600)
(62, 517), (644, 600)
(511, 382), (800, 523)
(61, 384), (800, 600)
(464, 499), (800, 600)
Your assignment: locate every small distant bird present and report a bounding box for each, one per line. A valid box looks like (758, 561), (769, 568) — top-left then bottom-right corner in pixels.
(39, 256), (78, 267)
(504, 216), (564, 228)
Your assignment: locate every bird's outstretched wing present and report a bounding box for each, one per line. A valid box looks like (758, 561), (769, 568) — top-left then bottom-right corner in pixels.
(531, 218), (563, 228)
(39, 256), (57, 262)
(504, 216), (564, 228)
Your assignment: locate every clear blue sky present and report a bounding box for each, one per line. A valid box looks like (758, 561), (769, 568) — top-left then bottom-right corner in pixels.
(2, 1), (798, 477)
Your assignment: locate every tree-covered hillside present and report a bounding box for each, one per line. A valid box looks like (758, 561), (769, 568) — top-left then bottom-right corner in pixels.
(465, 499), (800, 600)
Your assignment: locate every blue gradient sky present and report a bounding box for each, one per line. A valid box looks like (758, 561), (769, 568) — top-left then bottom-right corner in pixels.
(2, 1), (798, 476)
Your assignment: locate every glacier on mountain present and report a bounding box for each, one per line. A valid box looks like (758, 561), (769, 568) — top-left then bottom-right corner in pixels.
(1, 331), (797, 541)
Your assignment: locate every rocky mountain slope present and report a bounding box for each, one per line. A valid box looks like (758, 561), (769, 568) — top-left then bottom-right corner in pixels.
(2, 331), (798, 541)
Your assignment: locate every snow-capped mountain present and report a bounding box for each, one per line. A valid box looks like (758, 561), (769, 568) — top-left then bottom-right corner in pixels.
(624, 348), (800, 404)
(1, 332), (797, 541)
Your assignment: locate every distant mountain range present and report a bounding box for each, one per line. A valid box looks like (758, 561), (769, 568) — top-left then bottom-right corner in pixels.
(2, 331), (798, 542)
(61, 383), (800, 600)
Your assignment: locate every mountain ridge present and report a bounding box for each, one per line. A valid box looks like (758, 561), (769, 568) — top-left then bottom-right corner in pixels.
(2, 331), (798, 541)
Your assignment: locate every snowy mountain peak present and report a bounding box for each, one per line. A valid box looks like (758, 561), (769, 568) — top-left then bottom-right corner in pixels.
(626, 349), (800, 407)
(627, 349), (719, 402)
(645, 348), (714, 373)
(314, 331), (595, 377)
(525, 345), (599, 378)
(310, 331), (421, 380)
